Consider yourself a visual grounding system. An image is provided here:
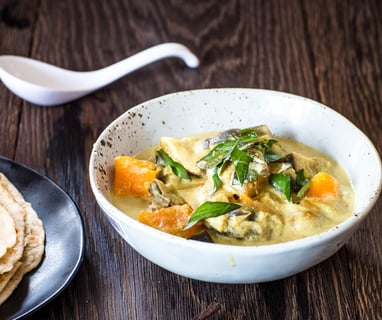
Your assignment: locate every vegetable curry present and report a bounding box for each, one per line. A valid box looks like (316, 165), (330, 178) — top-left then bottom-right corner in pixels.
(112, 125), (354, 245)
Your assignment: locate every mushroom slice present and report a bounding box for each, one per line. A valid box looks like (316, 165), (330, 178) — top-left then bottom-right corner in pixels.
(251, 124), (273, 137)
(204, 205), (284, 242)
(286, 152), (332, 178)
(149, 179), (185, 210)
(203, 129), (241, 148)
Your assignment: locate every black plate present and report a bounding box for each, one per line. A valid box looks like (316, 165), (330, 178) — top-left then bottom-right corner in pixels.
(0, 156), (85, 319)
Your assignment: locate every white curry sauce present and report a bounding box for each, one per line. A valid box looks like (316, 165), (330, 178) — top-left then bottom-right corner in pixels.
(112, 125), (354, 245)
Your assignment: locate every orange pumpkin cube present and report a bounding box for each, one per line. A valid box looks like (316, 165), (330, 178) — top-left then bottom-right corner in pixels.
(113, 156), (159, 196)
(138, 204), (203, 238)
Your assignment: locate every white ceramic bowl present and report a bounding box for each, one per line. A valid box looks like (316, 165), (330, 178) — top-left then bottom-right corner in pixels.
(89, 88), (382, 283)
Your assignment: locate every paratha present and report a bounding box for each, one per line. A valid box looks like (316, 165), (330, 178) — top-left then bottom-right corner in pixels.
(0, 205), (16, 258)
(0, 173), (45, 306)
(0, 189), (25, 274)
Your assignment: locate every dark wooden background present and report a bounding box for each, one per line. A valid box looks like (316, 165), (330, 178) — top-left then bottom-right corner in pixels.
(0, 0), (381, 319)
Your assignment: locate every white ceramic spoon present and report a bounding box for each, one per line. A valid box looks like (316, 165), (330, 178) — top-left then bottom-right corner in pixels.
(0, 42), (199, 106)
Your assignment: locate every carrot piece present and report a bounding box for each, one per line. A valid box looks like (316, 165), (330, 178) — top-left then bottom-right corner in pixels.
(138, 204), (203, 238)
(113, 156), (159, 196)
(306, 172), (339, 199)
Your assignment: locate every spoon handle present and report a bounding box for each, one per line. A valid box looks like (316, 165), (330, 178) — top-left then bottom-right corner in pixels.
(0, 42), (199, 106)
(89, 42), (199, 87)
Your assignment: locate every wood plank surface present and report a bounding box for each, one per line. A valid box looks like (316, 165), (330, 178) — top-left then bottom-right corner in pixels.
(0, 0), (381, 319)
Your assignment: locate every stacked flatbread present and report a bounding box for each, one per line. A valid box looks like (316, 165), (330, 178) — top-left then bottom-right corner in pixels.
(0, 173), (45, 306)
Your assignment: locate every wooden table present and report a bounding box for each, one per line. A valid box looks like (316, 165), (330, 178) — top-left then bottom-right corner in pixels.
(1, 0), (381, 319)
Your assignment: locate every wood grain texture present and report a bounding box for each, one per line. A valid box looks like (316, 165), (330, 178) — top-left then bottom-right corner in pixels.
(302, 1), (382, 319)
(0, 0), (381, 319)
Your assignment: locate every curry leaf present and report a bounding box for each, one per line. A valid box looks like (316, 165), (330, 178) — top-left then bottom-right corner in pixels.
(197, 141), (235, 169)
(231, 147), (252, 184)
(184, 201), (241, 230)
(296, 169), (310, 187)
(156, 149), (190, 180)
(262, 140), (283, 162)
(295, 170), (311, 197)
(270, 173), (291, 200)
(240, 128), (259, 138)
(197, 127), (284, 193)
(211, 166), (222, 194)
(297, 180), (311, 198)
(264, 150), (284, 162)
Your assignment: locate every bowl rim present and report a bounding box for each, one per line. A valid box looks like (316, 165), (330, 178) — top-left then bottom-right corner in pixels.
(89, 88), (382, 253)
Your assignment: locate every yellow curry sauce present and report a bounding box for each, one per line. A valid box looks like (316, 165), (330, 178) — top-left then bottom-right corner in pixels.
(112, 125), (354, 245)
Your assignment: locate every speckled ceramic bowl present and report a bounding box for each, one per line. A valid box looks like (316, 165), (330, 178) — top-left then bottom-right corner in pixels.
(89, 88), (382, 283)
